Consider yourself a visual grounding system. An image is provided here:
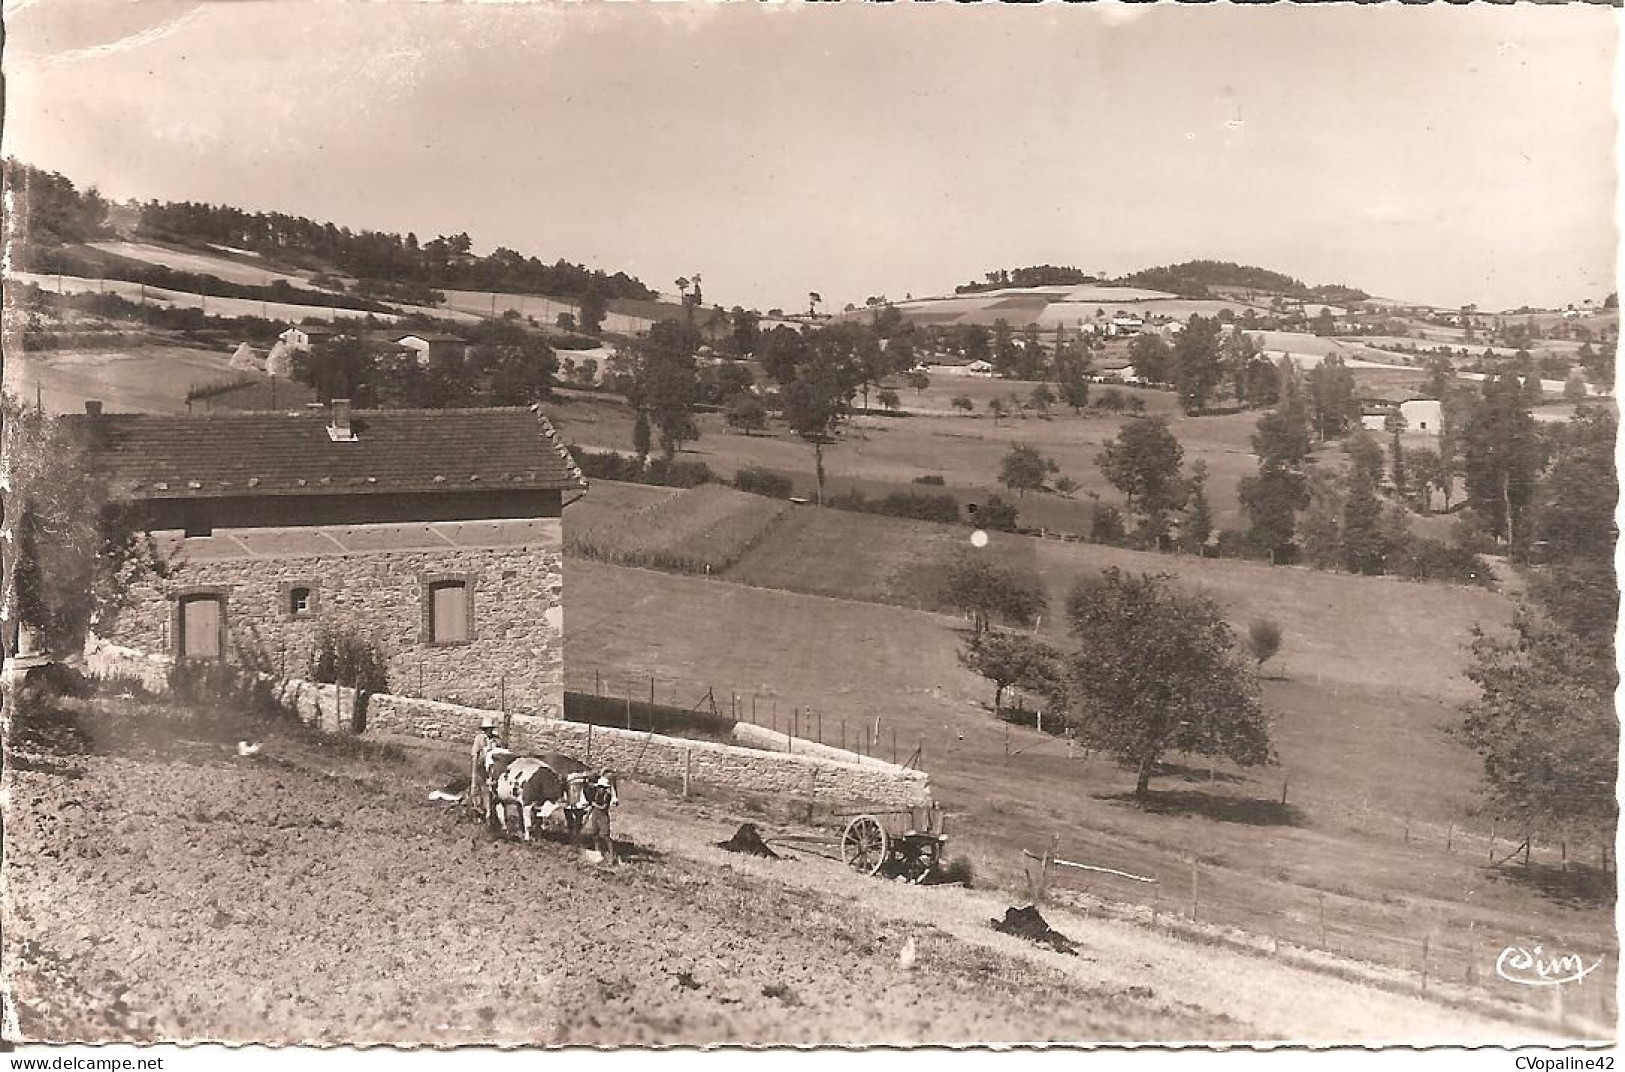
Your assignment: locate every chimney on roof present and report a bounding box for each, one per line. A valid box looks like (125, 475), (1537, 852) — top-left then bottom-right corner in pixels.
(85, 400), (103, 418)
(327, 398), (357, 443)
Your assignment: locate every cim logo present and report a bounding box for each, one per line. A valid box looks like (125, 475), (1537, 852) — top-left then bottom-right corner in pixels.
(1495, 945), (1605, 987)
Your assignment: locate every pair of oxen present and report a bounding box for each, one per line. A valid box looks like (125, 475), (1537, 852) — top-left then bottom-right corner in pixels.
(470, 717), (618, 861)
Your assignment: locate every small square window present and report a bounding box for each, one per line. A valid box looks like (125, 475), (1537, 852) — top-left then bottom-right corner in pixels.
(289, 586), (314, 617)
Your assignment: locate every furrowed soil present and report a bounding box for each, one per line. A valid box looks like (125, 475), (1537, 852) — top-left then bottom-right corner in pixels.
(3, 696), (1232, 1046)
(4, 694), (1571, 1046)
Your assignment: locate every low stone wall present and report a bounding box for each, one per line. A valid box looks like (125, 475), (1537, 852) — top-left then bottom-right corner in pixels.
(80, 638), (932, 808)
(367, 692), (930, 808)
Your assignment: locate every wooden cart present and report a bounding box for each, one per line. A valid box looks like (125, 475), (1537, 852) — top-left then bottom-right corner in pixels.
(838, 804), (947, 884)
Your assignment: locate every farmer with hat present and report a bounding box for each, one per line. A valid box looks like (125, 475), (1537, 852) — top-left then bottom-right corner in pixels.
(469, 715), (503, 822)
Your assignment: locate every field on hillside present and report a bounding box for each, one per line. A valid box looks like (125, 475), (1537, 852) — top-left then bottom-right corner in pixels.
(563, 557), (1615, 1025)
(86, 240), (306, 288)
(568, 483), (791, 573)
(7, 272), (402, 325)
(552, 392), (1271, 532)
(10, 689), (1569, 1044)
(437, 288), (652, 333)
(628, 482), (1503, 702)
(4, 344), (253, 415)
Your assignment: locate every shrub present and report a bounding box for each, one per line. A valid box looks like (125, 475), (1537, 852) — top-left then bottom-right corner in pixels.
(570, 447), (714, 489)
(310, 626), (390, 731)
(648, 457), (715, 489)
(1390, 538), (1489, 586)
(951, 395), (975, 412)
(1089, 504), (1127, 545)
(1247, 618), (1283, 668)
(735, 465), (793, 498)
(975, 494), (1019, 532)
(829, 489), (961, 524)
(912, 474), (947, 486)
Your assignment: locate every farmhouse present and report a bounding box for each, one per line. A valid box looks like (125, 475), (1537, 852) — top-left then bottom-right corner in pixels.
(1399, 398), (1442, 435)
(387, 331), (468, 367)
(67, 400), (585, 718)
(277, 323), (347, 352)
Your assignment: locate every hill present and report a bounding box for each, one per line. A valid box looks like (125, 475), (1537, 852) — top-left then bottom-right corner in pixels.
(2, 159), (658, 316)
(1115, 260), (1370, 306)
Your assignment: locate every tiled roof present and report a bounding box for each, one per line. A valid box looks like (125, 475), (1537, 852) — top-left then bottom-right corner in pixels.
(65, 406), (586, 500)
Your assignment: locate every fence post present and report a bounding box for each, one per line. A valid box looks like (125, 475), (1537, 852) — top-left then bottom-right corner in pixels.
(1190, 857), (1199, 921)
(586, 722), (593, 762)
(892, 727), (897, 765)
(1489, 820), (1497, 863)
(595, 669), (601, 697)
(682, 748), (691, 798)
(650, 674), (655, 709)
(1318, 891), (1327, 948)
(1446, 823), (1454, 854)
(1152, 883), (1161, 927)
(841, 719), (846, 754)
(1280, 774), (1289, 807)
(1421, 934), (1430, 992)
(501, 674), (511, 748)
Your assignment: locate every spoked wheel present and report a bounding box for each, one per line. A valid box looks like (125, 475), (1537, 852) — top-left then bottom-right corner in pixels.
(841, 815), (889, 877)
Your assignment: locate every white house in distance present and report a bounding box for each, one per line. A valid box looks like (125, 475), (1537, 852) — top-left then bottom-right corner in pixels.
(1399, 398), (1442, 435)
(1362, 398), (1442, 436)
(389, 331), (467, 367)
(277, 323), (347, 352)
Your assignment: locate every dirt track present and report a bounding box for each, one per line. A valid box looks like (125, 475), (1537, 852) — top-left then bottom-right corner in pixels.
(2, 696), (1578, 1046)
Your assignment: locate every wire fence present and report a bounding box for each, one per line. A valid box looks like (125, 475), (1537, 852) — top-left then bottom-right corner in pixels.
(562, 659), (1613, 1030)
(1019, 822), (1617, 1031)
(562, 663), (928, 768)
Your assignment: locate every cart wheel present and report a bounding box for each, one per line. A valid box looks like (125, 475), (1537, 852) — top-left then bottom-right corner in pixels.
(841, 815), (889, 877)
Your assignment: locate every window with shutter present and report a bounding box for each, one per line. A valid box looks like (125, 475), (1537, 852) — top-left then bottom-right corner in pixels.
(429, 581), (469, 644)
(179, 595), (224, 660)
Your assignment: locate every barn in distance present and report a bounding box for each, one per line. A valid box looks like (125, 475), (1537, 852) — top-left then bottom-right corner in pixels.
(66, 399), (585, 717)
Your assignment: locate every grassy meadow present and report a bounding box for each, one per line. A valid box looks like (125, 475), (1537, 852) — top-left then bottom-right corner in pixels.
(564, 554), (1613, 1016)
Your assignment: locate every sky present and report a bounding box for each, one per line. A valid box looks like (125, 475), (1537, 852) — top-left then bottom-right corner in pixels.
(3, 0), (1618, 314)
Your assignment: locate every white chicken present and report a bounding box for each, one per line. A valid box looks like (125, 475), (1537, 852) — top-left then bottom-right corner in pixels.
(898, 935), (918, 971)
(236, 741), (262, 758)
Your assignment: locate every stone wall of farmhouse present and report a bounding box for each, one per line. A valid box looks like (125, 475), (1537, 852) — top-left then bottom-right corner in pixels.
(80, 641), (931, 809)
(100, 535), (564, 718)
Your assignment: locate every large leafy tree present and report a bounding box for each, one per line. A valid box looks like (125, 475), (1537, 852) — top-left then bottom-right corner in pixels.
(958, 630), (1061, 713)
(1173, 314), (1223, 413)
(941, 553), (1047, 636)
(1128, 332), (1173, 384)
(1306, 354), (1358, 441)
(1065, 569), (1275, 797)
(1096, 416), (1187, 534)
(2, 400), (154, 658)
(637, 320), (704, 459)
(999, 444), (1057, 497)
(1460, 608), (1617, 835)
(1460, 373), (1540, 554)
(1240, 392), (1313, 559)
(780, 324), (863, 503)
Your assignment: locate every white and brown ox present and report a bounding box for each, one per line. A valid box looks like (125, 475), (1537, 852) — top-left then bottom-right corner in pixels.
(488, 752), (619, 859)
